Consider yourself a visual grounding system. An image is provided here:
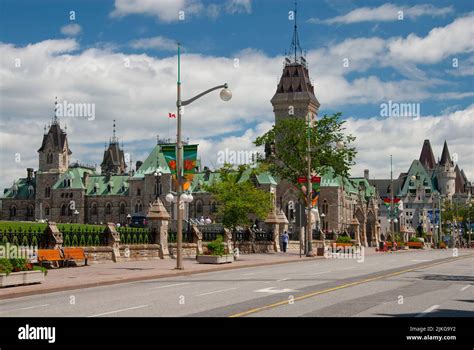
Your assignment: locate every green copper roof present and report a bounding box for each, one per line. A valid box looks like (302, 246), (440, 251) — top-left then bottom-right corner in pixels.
(2, 178), (36, 199)
(86, 175), (129, 196)
(238, 168), (278, 186)
(398, 160), (434, 196)
(52, 167), (97, 190)
(190, 172), (221, 193)
(133, 145), (171, 178)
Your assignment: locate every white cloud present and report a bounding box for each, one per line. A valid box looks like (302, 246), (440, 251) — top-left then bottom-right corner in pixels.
(60, 23), (82, 36)
(311, 3), (454, 24)
(129, 36), (176, 51)
(345, 105), (474, 180)
(0, 26), (472, 190)
(388, 14), (474, 63)
(110, 0), (251, 22)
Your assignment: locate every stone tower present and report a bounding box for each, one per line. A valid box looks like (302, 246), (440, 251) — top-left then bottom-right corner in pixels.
(437, 140), (456, 199)
(36, 98), (72, 219)
(101, 120), (127, 175)
(37, 99), (72, 173)
(270, 2), (320, 126)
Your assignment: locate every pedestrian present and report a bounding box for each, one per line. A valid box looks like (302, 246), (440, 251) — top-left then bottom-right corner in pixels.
(281, 230), (289, 253)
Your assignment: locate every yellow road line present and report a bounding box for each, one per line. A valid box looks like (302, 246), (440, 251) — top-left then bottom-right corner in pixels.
(229, 254), (473, 318)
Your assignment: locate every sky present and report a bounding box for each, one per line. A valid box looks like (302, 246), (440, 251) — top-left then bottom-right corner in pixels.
(0, 0), (473, 191)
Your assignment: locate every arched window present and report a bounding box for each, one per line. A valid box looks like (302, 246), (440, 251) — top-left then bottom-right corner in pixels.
(105, 203), (112, 215)
(136, 188), (141, 196)
(196, 200), (203, 217)
(44, 205), (50, 216)
(45, 186), (51, 198)
(67, 203), (73, 216)
(47, 153), (53, 164)
(120, 202), (126, 214)
(322, 199), (329, 215)
(27, 206), (34, 218)
(91, 203), (98, 215)
(61, 204), (67, 216)
(134, 201), (142, 213)
(9, 206), (17, 218)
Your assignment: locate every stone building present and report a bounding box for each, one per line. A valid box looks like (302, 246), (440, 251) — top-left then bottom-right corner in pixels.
(369, 140), (472, 241)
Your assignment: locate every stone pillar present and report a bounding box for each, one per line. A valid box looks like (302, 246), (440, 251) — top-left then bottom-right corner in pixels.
(45, 222), (63, 249)
(192, 225), (203, 256)
(361, 217), (368, 247)
(375, 223), (381, 247)
(350, 219), (360, 246)
(147, 199), (171, 259)
(265, 211), (281, 252)
(223, 228), (233, 254)
(105, 223), (121, 262)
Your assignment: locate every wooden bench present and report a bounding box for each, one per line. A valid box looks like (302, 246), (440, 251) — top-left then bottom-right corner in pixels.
(63, 248), (88, 267)
(37, 249), (64, 268)
(407, 241), (423, 249)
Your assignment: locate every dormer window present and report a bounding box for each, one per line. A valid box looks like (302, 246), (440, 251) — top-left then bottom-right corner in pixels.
(28, 185), (34, 197)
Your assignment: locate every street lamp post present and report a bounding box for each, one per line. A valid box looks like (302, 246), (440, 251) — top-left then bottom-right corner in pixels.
(154, 170), (162, 200)
(390, 155), (395, 242)
(174, 43), (231, 270)
(73, 210), (79, 224)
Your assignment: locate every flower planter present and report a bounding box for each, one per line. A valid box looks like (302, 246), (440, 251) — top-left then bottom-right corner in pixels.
(197, 254), (234, 264)
(407, 242), (423, 249)
(0, 270), (45, 288)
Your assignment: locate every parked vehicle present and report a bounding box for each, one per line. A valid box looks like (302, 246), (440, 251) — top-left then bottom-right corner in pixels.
(130, 216), (148, 228)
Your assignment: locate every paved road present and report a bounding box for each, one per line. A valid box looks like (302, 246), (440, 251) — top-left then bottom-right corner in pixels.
(0, 249), (472, 317)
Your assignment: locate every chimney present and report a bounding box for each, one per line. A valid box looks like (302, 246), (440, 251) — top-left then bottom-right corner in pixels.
(136, 161), (143, 171)
(83, 172), (89, 186)
(364, 169), (369, 180)
(27, 168), (34, 181)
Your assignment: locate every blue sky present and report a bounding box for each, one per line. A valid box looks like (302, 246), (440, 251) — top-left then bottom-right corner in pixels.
(0, 0), (473, 190)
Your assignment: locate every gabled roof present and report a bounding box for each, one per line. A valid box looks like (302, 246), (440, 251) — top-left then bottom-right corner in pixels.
(454, 165), (466, 193)
(419, 139), (436, 170)
(133, 145), (171, 178)
(37, 123), (71, 154)
(52, 167), (97, 190)
(86, 175), (129, 196)
(398, 160), (434, 196)
(2, 178), (36, 199)
(101, 142), (126, 174)
(271, 63), (320, 108)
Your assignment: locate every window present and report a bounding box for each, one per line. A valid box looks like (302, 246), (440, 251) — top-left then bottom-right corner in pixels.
(120, 203), (126, 214)
(45, 206), (50, 216)
(47, 153), (53, 164)
(91, 203), (97, 215)
(9, 206), (17, 218)
(45, 186), (51, 198)
(105, 203), (112, 215)
(107, 184), (111, 192)
(136, 188), (141, 196)
(134, 201), (142, 213)
(61, 204), (66, 216)
(196, 200), (203, 216)
(27, 206), (34, 217)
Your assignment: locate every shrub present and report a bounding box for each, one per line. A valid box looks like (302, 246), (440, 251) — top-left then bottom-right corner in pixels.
(336, 235), (352, 244)
(0, 258), (13, 275)
(409, 237), (422, 243)
(206, 235), (226, 256)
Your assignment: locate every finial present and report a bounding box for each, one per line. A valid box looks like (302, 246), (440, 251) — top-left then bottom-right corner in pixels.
(113, 119), (116, 138)
(287, 0), (303, 65)
(44, 125), (47, 135)
(53, 96), (58, 124)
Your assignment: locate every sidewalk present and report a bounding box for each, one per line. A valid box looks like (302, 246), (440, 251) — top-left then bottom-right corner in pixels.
(0, 251), (324, 300)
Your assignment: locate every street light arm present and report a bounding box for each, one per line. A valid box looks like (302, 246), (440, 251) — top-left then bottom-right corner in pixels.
(180, 84), (228, 106)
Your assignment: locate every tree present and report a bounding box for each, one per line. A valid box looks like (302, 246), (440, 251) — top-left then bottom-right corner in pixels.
(205, 164), (273, 231)
(254, 113), (357, 183)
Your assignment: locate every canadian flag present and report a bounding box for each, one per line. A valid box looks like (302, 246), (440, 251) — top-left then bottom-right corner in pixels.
(168, 113), (176, 118)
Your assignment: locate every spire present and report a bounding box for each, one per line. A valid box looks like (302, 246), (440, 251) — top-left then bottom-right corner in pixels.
(111, 119), (118, 144)
(52, 96), (59, 125)
(419, 139), (436, 170)
(287, 1), (305, 66)
(439, 140), (452, 166)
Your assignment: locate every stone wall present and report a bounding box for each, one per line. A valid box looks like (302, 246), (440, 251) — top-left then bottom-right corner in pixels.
(83, 246), (114, 263)
(168, 243), (198, 259)
(119, 244), (161, 261)
(234, 241), (275, 254)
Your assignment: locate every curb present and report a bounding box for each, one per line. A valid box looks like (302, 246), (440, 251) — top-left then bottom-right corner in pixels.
(0, 255), (324, 300)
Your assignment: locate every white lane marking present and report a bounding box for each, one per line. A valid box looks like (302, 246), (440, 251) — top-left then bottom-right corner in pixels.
(242, 271), (265, 276)
(416, 305), (439, 317)
(411, 259), (432, 262)
(276, 278), (291, 282)
(0, 304), (49, 314)
(255, 287), (297, 294)
(196, 288), (237, 296)
(308, 271), (331, 275)
(149, 282), (190, 290)
(460, 285), (471, 291)
(89, 305), (149, 317)
(340, 266), (356, 270)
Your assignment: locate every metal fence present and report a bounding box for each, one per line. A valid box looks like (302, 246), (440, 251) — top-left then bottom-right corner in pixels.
(0, 227), (48, 247)
(168, 231), (194, 243)
(117, 227), (155, 245)
(60, 226), (108, 247)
